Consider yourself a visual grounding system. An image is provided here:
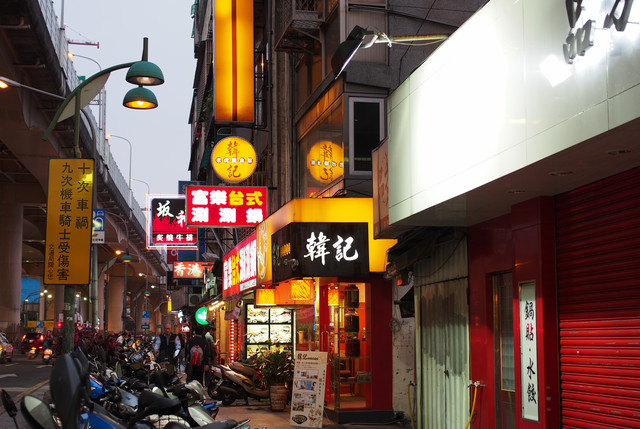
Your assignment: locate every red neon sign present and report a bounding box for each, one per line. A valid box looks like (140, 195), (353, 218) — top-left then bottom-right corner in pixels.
(148, 195), (198, 249)
(172, 261), (213, 279)
(185, 186), (267, 228)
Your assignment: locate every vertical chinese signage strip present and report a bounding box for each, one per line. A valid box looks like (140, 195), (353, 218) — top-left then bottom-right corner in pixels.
(519, 281), (539, 422)
(290, 351), (328, 427)
(44, 159), (94, 285)
(214, 0), (254, 122)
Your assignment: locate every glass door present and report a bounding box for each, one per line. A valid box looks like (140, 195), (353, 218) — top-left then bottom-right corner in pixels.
(324, 283), (371, 413)
(493, 272), (515, 428)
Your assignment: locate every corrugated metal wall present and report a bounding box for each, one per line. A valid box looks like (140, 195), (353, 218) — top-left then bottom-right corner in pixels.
(556, 167), (640, 428)
(414, 231), (469, 428)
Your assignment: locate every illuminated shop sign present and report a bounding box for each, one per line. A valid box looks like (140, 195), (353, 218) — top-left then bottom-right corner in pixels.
(44, 159), (94, 284)
(223, 232), (257, 298)
(172, 261), (213, 279)
(271, 222), (369, 282)
(563, 0), (636, 64)
(519, 282), (539, 422)
(307, 140), (344, 183)
(211, 137), (257, 183)
(185, 185), (267, 227)
(148, 195), (198, 249)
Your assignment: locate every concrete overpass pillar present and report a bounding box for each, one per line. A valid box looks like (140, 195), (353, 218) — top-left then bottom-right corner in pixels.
(0, 185), (23, 339)
(107, 277), (124, 333)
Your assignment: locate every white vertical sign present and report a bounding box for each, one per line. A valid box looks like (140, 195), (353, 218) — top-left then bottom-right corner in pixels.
(290, 351), (328, 427)
(519, 282), (539, 422)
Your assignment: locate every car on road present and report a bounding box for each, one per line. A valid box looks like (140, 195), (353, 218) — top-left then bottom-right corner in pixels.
(0, 332), (13, 363)
(20, 332), (44, 354)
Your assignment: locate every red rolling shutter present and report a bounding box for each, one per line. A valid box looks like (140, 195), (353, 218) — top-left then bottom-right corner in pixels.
(556, 167), (640, 428)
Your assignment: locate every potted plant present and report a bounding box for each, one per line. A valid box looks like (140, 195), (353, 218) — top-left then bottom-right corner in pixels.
(256, 346), (294, 411)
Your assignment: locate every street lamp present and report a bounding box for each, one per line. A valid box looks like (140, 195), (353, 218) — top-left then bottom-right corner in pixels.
(37, 38), (162, 353)
(131, 178), (151, 210)
(331, 25), (449, 78)
(107, 134), (133, 209)
(42, 37), (164, 157)
(67, 52), (106, 155)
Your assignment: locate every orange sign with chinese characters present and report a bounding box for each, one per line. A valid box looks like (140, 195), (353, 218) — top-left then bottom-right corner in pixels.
(211, 136), (257, 183)
(307, 140), (344, 183)
(44, 158), (94, 284)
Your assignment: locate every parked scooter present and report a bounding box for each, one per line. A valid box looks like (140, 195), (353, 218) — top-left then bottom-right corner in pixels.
(208, 364), (269, 405)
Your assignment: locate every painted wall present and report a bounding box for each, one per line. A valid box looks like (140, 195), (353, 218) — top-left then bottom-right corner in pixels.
(387, 0), (640, 225)
(468, 197), (558, 428)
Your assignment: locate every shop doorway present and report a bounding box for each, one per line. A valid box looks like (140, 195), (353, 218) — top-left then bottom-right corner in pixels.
(493, 272), (515, 428)
(416, 279), (469, 428)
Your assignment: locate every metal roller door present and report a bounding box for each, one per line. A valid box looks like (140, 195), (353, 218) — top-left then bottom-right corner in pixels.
(556, 168), (640, 428)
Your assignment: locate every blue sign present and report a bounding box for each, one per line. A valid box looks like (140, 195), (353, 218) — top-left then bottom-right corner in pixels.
(142, 311), (150, 319)
(92, 209), (105, 244)
(141, 324), (150, 330)
(36, 321), (44, 329)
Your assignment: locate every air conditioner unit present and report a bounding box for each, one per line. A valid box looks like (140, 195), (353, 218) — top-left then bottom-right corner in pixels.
(188, 294), (201, 307)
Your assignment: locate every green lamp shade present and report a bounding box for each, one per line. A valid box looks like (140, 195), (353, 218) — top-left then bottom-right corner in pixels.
(121, 254), (133, 263)
(123, 86), (158, 109)
(126, 61), (164, 86)
(195, 307), (208, 325)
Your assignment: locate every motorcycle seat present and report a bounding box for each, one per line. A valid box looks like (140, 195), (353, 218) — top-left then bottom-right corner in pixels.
(137, 390), (181, 416)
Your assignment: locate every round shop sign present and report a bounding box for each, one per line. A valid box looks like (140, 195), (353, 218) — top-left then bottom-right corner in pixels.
(306, 140), (344, 183)
(211, 136), (257, 183)
(195, 307), (208, 325)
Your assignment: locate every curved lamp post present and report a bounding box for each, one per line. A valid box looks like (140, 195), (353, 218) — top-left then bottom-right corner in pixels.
(43, 37), (164, 158)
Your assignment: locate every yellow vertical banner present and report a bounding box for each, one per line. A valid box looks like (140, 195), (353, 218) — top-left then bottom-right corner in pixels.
(44, 158), (94, 285)
(214, 0), (254, 123)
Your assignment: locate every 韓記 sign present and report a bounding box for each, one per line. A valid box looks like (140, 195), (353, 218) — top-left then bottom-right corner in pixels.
(223, 232), (257, 298)
(271, 222), (369, 283)
(148, 196), (198, 249)
(44, 159), (94, 284)
(185, 185), (267, 227)
(306, 140), (344, 184)
(211, 137), (257, 183)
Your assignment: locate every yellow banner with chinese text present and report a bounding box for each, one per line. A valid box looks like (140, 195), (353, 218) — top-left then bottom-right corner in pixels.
(44, 159), (94, 285)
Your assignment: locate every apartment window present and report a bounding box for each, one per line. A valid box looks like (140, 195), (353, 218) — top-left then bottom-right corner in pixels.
(348, 97), (384, 175)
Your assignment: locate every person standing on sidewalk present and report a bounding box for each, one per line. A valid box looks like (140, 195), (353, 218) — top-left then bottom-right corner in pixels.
(185, 324), (210, 384)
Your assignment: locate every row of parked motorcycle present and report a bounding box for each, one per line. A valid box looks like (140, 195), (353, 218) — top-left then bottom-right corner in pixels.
(0, 336), (257, 429)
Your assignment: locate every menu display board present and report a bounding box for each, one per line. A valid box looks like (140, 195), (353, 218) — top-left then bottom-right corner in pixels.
(290, 351), (328, 427)
(246, 304), (293, 358)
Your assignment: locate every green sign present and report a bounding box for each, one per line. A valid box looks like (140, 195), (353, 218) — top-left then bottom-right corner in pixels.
(195, 307), (208, 325)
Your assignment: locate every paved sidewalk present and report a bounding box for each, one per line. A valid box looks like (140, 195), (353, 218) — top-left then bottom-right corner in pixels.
(0, 383), (410, 429)
(215, 401), (410, 429)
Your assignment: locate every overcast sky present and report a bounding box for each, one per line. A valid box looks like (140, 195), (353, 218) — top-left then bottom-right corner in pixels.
(53, 0), (195, 210)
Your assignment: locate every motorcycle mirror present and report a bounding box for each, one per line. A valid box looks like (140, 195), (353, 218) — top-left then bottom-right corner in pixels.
(0, 389), (17, 418)
(20, 395), (56, 429)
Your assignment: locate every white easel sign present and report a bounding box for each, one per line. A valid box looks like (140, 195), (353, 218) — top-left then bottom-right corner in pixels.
(290, 351), (328, 427)
(519, 281), (539, 422)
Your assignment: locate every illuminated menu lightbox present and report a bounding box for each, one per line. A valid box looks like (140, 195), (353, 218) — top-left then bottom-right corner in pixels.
(185, 185), (267, 228)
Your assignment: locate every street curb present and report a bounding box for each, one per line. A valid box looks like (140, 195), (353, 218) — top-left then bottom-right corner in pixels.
(0, 379), (48, 415)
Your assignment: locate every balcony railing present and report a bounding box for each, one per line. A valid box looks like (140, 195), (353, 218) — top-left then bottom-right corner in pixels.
(275, 0), (325, 52)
